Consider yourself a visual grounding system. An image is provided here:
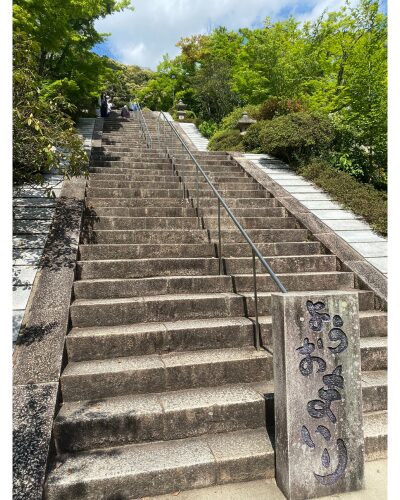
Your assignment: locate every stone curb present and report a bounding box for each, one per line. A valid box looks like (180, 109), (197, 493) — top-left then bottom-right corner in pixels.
(12, 117), (103, 500)
(230, 154), (387, 310)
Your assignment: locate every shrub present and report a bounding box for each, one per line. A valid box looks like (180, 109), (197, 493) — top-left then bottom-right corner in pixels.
(208, 129), (244, 152)
(13, 34), (88, 189)
(258, 97), (305, 120)
(258, 112), (334, 163)
(299, 159), (387, 235)
(242, 122), (264, 152)
(219, 104), (262, 132)
(198, 120), (218, 138)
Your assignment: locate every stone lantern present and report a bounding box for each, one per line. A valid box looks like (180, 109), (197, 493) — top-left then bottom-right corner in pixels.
(236, 112), (256, 134)
(176, 99), (187, 120)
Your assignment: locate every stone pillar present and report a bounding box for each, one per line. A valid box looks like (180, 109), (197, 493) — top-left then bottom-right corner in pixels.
(271, 291), (364, 500)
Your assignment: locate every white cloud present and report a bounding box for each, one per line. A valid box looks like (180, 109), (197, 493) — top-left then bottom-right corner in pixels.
(94, 0), (357, 69)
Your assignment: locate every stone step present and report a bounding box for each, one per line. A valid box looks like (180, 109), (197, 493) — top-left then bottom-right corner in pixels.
(361, 371), (387, 412)
(66, 308), (385, 362)
(74, 275), (233, 299)
(360, 337), (387, 371)
(45, 428), (274, 500)
(85, 187), (188, 198)
(85, 197), (194, 208)
(76, 255), (338, 280)
(363, 410), (387, 461)
(84, 215), (200, 230)
(78, 241), (322, 260)
(85, 196), (280, 208)
(70, 289), (374, 329)
(85, 187), (269, 199)
(70, 292), (246, 328)
(73, 271), (352, 300)
(80, 229), (210, 245)
(209, 228), (309, 242)
(66, 317), (260, 361)
(60, 347), (272, 401)
(359, 310), (387, 337)
(203, 216), (298, 230)
(83, 206), (287, 219)
(85, 215), (298, 231)
(239, 289), (375, 317)
(88, 179), (259, 191)
(54, 383), (267, 452)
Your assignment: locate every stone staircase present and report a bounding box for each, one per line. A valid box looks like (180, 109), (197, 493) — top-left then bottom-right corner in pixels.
(44, 111), (387, 499)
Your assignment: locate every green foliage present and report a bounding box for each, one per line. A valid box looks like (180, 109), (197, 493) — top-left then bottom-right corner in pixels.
(257, 97), (306, 120)
(208, 130), (244, 152)
(299, 159), (387, 235)
(242, 122), (264, 152)
(140, 0), (386, 188)
(13, 33), (88, 189)
(13, 0), (133, 187)
(218, 105), (262, 131)
(198, 121), (218, 138)
(257, 112), (334, 163)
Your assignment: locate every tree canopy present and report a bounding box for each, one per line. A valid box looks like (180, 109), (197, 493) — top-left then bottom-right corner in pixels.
(13, 0), (133, 188)
(139, 0), (387, 188)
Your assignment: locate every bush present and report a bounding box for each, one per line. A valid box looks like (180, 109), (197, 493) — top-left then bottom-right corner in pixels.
(299, 159), (387, 235)
(198, 120), (218, 138)
(208, 129), (244, 152)
(258, 112), (334, 163)
(218, 104), (262, 132)
(13, 34), (88, 189)
(242, 122), (264, 152)
(258, 97), (305, 120)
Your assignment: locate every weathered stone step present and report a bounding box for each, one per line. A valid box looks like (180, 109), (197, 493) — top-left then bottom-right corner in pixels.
(86, 215), (298, 231)
(91, 160), (171, 168)
(83, 206), (287, 219)
(176, 165), (243, 174)
(360, 337), (387, 370)
(61, 347), (272, 401)
(88, 180), (182, 190)
(82, 228), (310, 245)
(84, 206), (197, 218)
(240, 289), (375, 317)
(361, 371), (387, 412)
(78, 241), (322, 260)
(76, 255), (338, 280)
(85, 215), (200, 230)
(70, 288), (374, 329)
(66, 307), (385, 362)
(85, 196), (280, 209)
(73, 271), (353, 301)
(70, 292), (245, 327)
(209, 228), (309, 242)
(363, 410), (387, 460)
(67, 317), (258, 361)
(79, 242), (214, 259)
(359, 310), (387, 337)
(189, 189), (270, 199)
(204, 216), (298, 230)
(77, 257), (219, 279)
(45, 428), (274, 500)
(54, 383), (267, 452)
(81, 229), (210, 244)
(85, 197), (194, 208)
(85, 187), (187, 198)
(74, 275), (233, 299)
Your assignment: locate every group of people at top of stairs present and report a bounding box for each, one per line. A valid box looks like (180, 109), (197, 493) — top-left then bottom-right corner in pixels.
(98, 93), (139, 118)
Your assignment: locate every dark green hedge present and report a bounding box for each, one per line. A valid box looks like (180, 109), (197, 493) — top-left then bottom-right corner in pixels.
(299, 159), (387, 235)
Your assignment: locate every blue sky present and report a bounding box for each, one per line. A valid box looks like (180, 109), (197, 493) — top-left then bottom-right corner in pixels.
(93, 0), (387, 70)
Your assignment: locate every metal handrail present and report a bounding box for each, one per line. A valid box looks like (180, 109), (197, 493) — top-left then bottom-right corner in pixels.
(135, 103), (152, 148)
(152, 111), (288, 349)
